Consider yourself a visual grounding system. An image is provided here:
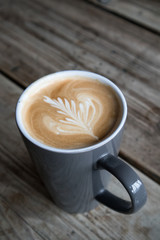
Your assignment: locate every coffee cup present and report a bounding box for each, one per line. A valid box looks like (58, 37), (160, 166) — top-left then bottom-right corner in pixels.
(16, 70), (147, 214)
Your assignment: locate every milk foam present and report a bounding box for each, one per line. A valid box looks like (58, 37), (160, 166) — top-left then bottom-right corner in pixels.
(22, 76), (121, 149)
(43, 96), (99, 139)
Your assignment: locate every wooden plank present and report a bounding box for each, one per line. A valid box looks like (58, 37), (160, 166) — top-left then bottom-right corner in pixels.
(1, 0), (160, 91)
(89, 0), (160, 34)
(0, 0), (160, 182)
(0, 199), (44, 240)
(0, 74), (160, 240)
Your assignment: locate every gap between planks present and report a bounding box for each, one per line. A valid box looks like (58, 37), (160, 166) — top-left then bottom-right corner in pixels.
(0, 70), (25, 90)
(87, 0), (160, 35)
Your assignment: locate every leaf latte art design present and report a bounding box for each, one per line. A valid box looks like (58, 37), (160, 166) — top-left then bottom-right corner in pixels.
(43, 96), (98, 139)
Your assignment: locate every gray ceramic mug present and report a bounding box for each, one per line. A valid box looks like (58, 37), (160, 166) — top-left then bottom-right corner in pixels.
(16, 70), (147, 214)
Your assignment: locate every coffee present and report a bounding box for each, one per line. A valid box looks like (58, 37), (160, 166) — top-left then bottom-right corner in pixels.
(22, 75), (121, 149)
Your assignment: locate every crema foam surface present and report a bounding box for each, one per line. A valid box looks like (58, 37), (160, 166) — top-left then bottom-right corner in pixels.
(22, 76), (121, 149)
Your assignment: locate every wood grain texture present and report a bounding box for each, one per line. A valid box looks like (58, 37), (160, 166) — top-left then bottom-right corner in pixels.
(0, 0), (159, 182)
(89, 0), (160, 34)
(0, 74), (160, 240)
(0, 199), (44, 240)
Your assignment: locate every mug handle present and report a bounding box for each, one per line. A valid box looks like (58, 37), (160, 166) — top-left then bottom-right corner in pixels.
(95, 154), (147, 214)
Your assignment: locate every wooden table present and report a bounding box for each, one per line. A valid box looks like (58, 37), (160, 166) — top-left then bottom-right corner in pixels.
(0, 0), (160, 239)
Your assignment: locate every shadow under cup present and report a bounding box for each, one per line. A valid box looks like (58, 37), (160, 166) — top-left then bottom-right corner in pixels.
(16, 71), (147, 214)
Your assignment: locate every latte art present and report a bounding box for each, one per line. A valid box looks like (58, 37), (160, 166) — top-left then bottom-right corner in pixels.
(43, 96), (99, 139)
(22, 76), (121, 149)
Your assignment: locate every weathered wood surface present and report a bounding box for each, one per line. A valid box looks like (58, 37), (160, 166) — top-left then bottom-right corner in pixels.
(0, 0), (160, 182)
(0, 74), (160, 240)
(89, 0), (160, 34)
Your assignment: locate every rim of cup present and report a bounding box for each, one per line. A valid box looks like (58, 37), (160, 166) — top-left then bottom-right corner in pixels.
(16, 70), (127, 153)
